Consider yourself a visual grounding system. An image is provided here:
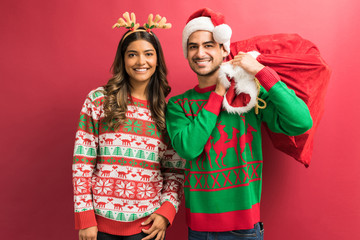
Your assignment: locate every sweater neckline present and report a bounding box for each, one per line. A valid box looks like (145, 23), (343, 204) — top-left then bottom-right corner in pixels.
(194, 84), (216, 93)
(129, 96), (149, 104)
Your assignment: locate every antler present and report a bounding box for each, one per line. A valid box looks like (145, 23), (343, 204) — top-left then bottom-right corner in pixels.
(144, 14), (172, 31)
(112, 12), (140, 30)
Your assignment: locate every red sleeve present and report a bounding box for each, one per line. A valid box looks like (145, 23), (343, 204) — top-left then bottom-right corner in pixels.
(255, 66), (280, 91)
(74, 210), (97, 230)
(154, 201), (177, 225)
(204, 92), (224, 115)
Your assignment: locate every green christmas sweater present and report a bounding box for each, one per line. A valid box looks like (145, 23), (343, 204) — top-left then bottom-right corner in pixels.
(73, 87), (185, 236)
(166, 67), (313, 232)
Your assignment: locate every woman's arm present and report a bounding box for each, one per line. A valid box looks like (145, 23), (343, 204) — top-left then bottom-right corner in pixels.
(141, 143), (185, 240)
(73, 90), (102, 232)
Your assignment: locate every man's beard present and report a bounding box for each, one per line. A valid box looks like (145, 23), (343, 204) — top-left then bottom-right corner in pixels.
(191, 64), (221, 77)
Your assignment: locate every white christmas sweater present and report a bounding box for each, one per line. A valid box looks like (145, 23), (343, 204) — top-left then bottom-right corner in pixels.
(72, 87), (185, 236)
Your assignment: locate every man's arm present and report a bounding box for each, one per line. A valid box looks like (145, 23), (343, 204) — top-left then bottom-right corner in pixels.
(232, 52), (312, 135)
(166, 92), (223, 160)
(258, 68), (313, 136)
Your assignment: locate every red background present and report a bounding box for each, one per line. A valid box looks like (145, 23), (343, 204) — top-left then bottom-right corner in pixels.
(1, 0), (359, 239)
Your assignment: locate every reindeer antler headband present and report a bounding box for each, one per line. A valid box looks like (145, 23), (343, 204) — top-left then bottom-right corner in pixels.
(112, 12), (171, 40)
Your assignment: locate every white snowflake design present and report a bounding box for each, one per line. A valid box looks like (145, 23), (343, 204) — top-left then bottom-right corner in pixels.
(94, 178), (113, 195)
(115, 180), (136, 198)
(136, 183), (155, 199)
(73, 177), (87, 194)
(167, 180), (179, 192)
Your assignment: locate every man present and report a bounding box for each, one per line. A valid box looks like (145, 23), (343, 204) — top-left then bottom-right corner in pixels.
(165, 8), (313, 240)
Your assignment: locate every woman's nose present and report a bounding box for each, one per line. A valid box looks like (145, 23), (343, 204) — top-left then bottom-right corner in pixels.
(137, 54), (146, 65)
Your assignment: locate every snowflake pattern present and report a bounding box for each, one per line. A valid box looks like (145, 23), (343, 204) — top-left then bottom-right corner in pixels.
(115, 180), (136, 198)
(73, 89), (185, 224)
(73, 177), (88, 194)
(136, 183), (155, 199)
(167, 180), (179, 192)
(153, 181), (163, 192)
(94, 178), (113, 195)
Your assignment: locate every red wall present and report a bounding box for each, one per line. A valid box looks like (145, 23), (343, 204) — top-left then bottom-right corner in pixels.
(1, 0), (359, 239)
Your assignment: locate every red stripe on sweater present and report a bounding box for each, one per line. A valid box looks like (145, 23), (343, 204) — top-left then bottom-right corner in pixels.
(194, 85), (216, 93)
(186, 203), (260, 232)
(95, 201), (176, 235)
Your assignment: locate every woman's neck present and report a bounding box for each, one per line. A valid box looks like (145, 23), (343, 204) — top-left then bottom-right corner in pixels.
(130, 81), (148, 100)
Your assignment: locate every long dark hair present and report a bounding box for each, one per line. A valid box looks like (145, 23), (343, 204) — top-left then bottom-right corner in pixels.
(103, 28), (171, 132)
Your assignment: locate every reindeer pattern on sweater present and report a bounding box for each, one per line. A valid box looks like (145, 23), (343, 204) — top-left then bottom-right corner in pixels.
(73, 88), (185, 234)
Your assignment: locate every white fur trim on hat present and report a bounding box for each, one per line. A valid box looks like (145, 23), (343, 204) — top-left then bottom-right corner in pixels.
(213, 24), (232, 53)
(182, 17), (231, 58)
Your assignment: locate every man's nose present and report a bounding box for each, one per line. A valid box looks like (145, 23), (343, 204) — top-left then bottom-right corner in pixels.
(195, 46), (206, 58)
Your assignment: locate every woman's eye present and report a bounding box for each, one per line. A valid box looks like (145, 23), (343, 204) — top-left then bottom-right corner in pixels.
(146, 53), (154, 57)
(128, 53), (136, 58)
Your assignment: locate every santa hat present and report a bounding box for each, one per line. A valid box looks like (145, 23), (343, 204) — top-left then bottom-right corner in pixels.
(182, 8), (232, 57)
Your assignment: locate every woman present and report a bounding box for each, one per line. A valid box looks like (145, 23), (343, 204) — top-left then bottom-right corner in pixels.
(72, 13), (184, 240)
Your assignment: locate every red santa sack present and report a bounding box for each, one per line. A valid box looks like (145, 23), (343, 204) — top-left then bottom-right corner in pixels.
(226, 33), (331, 167)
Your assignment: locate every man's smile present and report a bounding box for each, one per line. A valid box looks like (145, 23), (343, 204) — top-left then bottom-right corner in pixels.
(193, 58), (212, 67)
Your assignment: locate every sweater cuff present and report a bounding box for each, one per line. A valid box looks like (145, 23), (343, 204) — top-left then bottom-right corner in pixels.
(204, 92), (224, 115)
(74, 210), (97, 230)
(154, 201), (177, 225)
(255, 66), (280, 91)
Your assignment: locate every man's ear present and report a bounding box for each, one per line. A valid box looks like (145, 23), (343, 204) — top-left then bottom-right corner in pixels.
(220, 44), (228, 58)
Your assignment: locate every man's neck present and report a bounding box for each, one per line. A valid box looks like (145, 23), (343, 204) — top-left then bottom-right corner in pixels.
(197, 72), (219, 88)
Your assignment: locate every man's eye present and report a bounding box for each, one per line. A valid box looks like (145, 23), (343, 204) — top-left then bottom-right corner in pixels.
(189, 46), (197, 50)
(205, 44), (213, 48)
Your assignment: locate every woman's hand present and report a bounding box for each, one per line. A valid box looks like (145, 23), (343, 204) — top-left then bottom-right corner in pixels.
(79, 226), (98, 240)
(141, 213), (169, 240)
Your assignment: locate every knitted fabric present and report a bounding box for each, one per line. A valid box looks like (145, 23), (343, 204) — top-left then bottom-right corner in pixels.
(73, 87), (185, 236)
(166, 67), (312, 231)
(227, 33), (331, 167)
